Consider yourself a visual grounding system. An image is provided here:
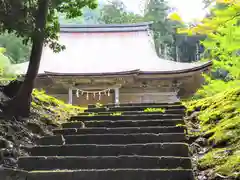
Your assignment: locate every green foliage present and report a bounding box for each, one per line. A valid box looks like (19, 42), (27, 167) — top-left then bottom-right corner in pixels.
(99, 0), (143, 24)
(110, 112), (122, 116)
(194, 78), (240, 98)
(0, 47), (17, 84)
(144, 0), (187, 59)
(198, 148), (240, 178)
(0, 0), (98, 53)
(201, 20), (240, 79)
(176, 0), (240, 98)
(88, 113), (98, 116)
(144, 108), (165, 113)
(58, 13), (84, 24)
(187, 87), (240, 144)
(145, 0), (176, 45)
(0, 33), (31, 63)
(182, 1), (240, 178)
(95, 103), (103, 108)
(58, 1), (103, 25)
(182, 3), (240, 177)
(31, 89), (86, 123)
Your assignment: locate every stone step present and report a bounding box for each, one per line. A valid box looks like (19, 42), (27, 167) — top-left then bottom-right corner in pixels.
(62, 119), (184, 128)
(85, 108), (185, 114)
(80, 109), (185, 116)
(70, 114), (183, 121)
(37, 133), (186, 145)
(18, 156), (192, 171)
(27, 169), (194, 180)
(53, 126), (185, 135)
(88, 102), (182, 108)
(27, 143), (189, 157)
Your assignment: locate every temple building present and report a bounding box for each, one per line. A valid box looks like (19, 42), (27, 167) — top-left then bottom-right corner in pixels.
(14, 22), (212, 106)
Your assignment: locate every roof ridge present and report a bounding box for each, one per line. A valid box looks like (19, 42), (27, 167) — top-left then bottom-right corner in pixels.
(60, 22), (153, 29)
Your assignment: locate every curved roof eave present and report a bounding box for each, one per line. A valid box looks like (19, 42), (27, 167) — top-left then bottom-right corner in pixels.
(139, 61), (212, 75)
(41, 61), (212, 77)
(43, 69), (141, 77)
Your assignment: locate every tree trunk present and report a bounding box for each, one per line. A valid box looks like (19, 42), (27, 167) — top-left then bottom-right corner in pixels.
(4, 0), (49, 117)
(172, 28), (177, 62)
(154, 41), (161, 57)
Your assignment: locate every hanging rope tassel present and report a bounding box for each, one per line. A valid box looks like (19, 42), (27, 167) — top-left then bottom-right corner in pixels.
(98, 92), (101, 100)
(74, 85), (121, 101)
(86, 92), (89, 100)
(76, 89), (79, 98)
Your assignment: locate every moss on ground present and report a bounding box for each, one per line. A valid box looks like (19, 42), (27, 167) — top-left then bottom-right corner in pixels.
(0, 88), (86, 167)
(184, 87), (240, 179)
(144, 108), (166, 113)
(31, 89), (86, 124)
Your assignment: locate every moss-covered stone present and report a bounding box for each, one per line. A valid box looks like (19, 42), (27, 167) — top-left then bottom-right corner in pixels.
(184, 86), (240, 179)
(198, 148), (240, 177)
(31, 89), (86, 123)
(144, 108), (166, 113)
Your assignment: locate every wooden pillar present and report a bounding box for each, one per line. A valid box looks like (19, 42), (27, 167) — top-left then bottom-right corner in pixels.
(114, 88), (120, 105)
(68, 88), (73, 104)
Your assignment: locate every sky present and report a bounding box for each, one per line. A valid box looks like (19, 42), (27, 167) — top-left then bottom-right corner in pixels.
(120, 0), (208, 22)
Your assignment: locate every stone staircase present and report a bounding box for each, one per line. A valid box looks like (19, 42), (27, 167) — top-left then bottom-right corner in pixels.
(17, 102), (194, 180)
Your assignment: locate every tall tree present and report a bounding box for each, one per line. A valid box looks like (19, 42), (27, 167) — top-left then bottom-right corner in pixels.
(177, 0), (240, 96)
(144, 0), (174, 57)
(0, 0), (97, 117)
(99, 0), (198, 61)
(59, 3), (103, 25)
(99, 0), (143, 24)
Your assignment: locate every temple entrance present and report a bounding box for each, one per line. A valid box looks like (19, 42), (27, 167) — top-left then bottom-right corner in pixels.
(73, 93), (114, 106)
(67, 88), (119, 106)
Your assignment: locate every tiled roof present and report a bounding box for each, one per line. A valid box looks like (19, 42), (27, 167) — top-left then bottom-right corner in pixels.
(13, 22), (211, 76)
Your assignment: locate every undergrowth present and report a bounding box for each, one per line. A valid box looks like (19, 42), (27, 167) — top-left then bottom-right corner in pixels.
(31, 89), (86, 124)
(184, 86), (240, 178)
(0, 88), (85, 168)
(144, 108), (165, 113)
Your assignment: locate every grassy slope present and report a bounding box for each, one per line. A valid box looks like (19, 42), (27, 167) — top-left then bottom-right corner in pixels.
(31, 89), (86, 124)
(184, 87), (240, 179)
(0, 89), (84, 167)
